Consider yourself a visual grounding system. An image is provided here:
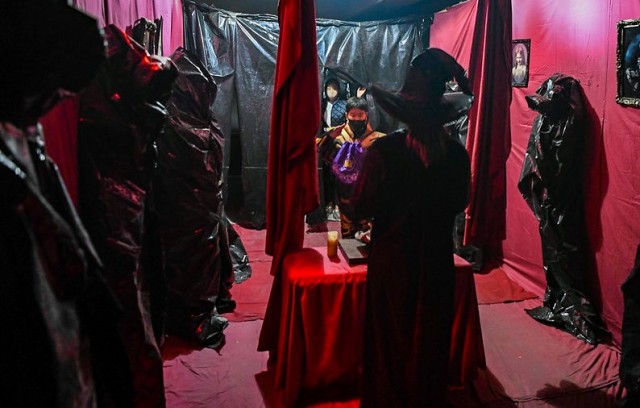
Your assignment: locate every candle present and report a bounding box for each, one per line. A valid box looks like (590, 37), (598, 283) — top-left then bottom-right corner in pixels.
(327, 231), (339, 257)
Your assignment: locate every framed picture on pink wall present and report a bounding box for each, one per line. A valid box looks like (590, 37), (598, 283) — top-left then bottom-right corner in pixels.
(617, 19), (640, 107)
(511, 39), (530, 88)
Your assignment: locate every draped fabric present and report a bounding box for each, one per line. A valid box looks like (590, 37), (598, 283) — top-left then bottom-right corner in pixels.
(518, 74), (607, 344)
(257, 0), (320, 352)
(274, 248), (483, 406)
(42, 0), (185, 199)
(0, 123), (134, 408)
(463, 0), (512, 250)
(352, 133), (471, 407)
(430, 0), (478, 72)
(154, 47), (233, 348)
(0, 4), (134, 406)
(40, 97), (81, 204)
(78, 26), (177, 407)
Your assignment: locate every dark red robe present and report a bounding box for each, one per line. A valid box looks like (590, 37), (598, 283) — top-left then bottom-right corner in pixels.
(352, 130), (470, 407)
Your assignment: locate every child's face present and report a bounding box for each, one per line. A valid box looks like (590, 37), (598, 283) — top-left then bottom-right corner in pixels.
(326, 84), (339, 100)
(347, 108), (367, 121)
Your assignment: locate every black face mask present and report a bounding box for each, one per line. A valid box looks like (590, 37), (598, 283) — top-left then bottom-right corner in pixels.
(349, 119), (368, 138)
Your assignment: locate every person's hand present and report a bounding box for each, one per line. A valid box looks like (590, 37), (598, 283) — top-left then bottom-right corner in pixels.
(329, 123), (346, 138)
(357, 87), (367, 98)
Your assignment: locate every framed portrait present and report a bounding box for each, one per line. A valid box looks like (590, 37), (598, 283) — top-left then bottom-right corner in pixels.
(617, 19), (640, 107)
(511, 39), (531, 88)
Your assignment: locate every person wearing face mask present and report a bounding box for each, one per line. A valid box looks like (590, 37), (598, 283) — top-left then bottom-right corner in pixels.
(322, 78), (348, 130)
(355, 86), (380, 131)
(333, 97), (384, 148)
(330, 97), (385, 238)
(309, 78), (349, 225)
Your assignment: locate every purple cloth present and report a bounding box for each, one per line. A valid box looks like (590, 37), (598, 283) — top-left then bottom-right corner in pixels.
(331, 141), (365, 184)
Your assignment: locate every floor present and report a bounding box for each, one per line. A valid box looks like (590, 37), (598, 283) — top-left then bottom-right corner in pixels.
(162, 223), (624, 407)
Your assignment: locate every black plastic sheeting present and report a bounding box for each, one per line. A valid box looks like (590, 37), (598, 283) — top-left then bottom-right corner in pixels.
(517, 74), (608, 345)
(442, 88), (483, 270)
(225, 215), (252, 283)
(78, 25), (176, 407)
(155, 47), (245, 347)
(1, 3), (134, 407)
(183, 1), (427, 227)
(620, 244), (640, 407)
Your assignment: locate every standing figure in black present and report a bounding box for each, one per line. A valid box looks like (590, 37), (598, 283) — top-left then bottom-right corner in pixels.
(518, 74), (607, 344)
(352, 48), (472, 407)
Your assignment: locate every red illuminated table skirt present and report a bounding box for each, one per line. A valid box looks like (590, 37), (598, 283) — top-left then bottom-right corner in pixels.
(274, 247), (485, 406)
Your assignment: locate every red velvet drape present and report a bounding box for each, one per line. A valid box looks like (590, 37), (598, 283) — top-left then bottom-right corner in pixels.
(430, 0), (478, 72)
(40, 97), (81, 203)
(258, 0), (320, 352)
(463, 0), (512, 251)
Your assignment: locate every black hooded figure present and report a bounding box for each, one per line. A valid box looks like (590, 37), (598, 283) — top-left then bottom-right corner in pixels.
(153, 47), (236, 348)
(517, 74), (607, 344)
(352, 48), (472, 408)
(0, 2), (135, 407)
(78, 25), (177, 407)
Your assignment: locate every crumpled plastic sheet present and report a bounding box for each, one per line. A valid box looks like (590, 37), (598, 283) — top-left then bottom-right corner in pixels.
(620, 245), (640, 407)
(78, 25), (177, 406)
(441, 89), (480, 268)
(1, 4), (134, 406)
(226, 217), (253, 283)
(517, 74), (608, 344)
(183, 1), (426, 227)
(155, 47), (241, 347)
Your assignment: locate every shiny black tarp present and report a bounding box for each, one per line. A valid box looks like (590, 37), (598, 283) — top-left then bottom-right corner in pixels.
(183, 1), (426, 227)
(620, 244), (640, 407)
(517, 74), (607, 344)
(78, 25), (176, 407)
(1, 3), (134, 407)
(154, 47), (238, 347)
(443, 90), (483, 270)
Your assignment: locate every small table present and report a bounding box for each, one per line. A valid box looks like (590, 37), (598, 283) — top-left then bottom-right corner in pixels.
(274, 247), (485, 406)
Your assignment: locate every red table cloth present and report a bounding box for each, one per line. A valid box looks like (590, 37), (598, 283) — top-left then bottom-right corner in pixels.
(274, 247), (485, 406)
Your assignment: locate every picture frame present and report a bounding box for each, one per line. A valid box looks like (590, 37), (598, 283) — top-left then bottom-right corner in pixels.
(511, 39), (531, 88)
(616, 19), (640, 107)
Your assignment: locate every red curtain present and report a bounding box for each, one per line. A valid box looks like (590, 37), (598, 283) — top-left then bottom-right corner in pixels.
(258, 0), (320, 352)
(463, 0), (512, 251)
(41, 97), (81, 203)
(430, 0), (478, 72)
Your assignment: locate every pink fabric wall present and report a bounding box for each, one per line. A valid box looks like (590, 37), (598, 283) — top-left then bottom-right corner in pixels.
(430, 0), (478, 72)
(71, 0), (184, 56)
(432, 0), (640, 345)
